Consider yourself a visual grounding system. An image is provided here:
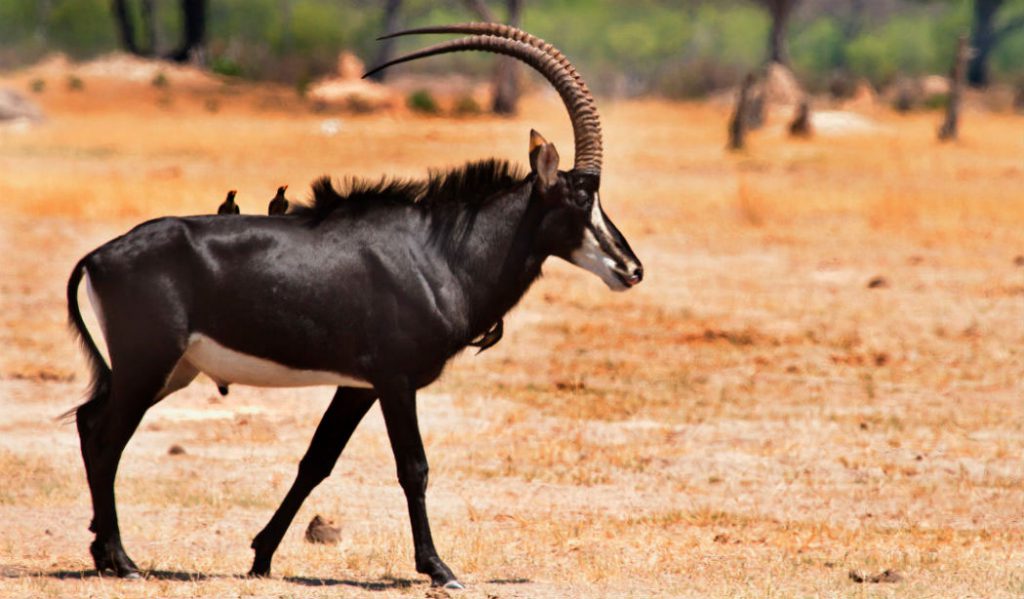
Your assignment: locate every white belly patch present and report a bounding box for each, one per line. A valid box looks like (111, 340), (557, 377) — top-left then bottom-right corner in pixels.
(184, 333), (373, 389)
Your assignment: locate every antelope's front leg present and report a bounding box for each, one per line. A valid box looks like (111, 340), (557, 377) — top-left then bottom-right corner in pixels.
(377, 377), (462, 589)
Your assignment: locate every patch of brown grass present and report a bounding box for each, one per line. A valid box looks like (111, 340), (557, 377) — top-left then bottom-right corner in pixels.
(0, 69), (1022, 598)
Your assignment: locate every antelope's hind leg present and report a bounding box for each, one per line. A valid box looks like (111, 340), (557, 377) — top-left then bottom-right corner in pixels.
(81, 337), (193, 578)
(250, 387), (377, 577)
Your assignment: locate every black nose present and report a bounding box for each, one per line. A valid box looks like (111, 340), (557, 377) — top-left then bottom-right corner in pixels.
(626, 266), (643, 286)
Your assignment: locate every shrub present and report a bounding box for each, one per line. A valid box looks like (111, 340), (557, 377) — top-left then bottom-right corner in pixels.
(453, 94), (481, 116)
(407, 89), (438, 115)
(210, 56), (244, 78)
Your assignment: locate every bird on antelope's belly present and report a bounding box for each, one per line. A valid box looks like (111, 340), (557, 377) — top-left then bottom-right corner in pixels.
(268, 185), (289, 215)
(217, 189), (240, 215)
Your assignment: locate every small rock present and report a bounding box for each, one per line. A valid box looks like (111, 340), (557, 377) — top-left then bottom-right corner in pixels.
(867, 276), (888, 289)
(849, 568), (903, 584)
(1014, 255), (1024, 267)
(304, 514), (341, 545)
(167, 444), (186, 456)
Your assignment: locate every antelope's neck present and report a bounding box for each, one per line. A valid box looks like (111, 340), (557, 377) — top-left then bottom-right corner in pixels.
(442, 182), (547, 334)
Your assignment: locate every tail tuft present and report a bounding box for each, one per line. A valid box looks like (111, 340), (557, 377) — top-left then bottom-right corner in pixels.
(59, 258), (112, 423)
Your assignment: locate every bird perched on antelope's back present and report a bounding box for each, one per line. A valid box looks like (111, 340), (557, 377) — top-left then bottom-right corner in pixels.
(217, 190), (240, 215)
(268, 185), (289, 215)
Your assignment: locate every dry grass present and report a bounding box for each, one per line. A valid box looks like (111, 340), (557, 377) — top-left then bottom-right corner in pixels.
(0, 67), (1022, 598)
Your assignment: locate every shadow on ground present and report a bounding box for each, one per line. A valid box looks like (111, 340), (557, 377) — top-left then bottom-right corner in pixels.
(2, 567), (531, 590)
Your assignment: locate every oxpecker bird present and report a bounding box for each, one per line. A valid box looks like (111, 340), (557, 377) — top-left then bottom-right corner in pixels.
(217, 190), (240, 215)
(268, 185), (289, 215)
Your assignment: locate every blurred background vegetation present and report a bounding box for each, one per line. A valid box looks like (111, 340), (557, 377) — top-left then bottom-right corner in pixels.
(1, 0), (1023, 98)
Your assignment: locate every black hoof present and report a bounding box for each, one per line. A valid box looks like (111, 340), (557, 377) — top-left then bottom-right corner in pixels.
(420, 557), (460, 589)
(90, 539), (141, 578)
(248, 565), (271, 578)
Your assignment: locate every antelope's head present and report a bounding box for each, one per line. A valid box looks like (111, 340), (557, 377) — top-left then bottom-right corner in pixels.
(528, 130), (642, 290)
(366, 22), (643, 291)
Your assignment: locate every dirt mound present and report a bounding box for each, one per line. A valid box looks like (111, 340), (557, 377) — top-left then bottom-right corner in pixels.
(761, 62), (803, 107)
(77, 52), (220, 87)
(308, 78), (398, 112)
(18, 51), (221, 90)
(308, 51), (398, 111)
(0, 87), (44, 122)
(842, 80), (878, 112)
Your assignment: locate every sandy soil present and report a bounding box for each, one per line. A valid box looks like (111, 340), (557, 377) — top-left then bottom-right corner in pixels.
(0, 59), (1023, 598)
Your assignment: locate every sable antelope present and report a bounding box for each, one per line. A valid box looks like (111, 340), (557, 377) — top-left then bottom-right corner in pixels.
(65, 23), (642, 589)
(217, 189), (240, 215)
(268, 185), (289, 215)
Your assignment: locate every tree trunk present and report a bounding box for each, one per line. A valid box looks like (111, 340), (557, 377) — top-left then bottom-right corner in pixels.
(112, 0), (145, 55)
(463, 0), (495, 21)
(141, 0), (159, 55)
(280, 0), (293, 54)
(491, 0), (523, 115)
(968, 0), (1002, 87)
(938, 35), (969, 142)
(168, 0), (207, 64)
(728, 73), (756, 151)
(788, 97), (812, 138)
(762, 0), (798, 66)
(368, 0), (403, 82)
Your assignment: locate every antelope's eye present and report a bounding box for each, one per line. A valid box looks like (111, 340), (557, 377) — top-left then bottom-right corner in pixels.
(573, 189), (592, 210)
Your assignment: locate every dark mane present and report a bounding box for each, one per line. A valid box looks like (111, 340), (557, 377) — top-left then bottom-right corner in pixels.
(292, 159), (526, 224)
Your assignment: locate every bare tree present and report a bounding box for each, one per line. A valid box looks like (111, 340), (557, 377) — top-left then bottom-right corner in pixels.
(756, 0), (800, 65)
(141, 0), (159, 55)
(728, 73), (756, 151)
(788, 98), (812, 138)
(938, 35), (969, 142)
(167, 0), (208, 64)
(491, 0), (523, 114)
(368, 0), (403, 82)
(968, 0), (1024, 87)
(112, 0), (148, 56)
(462, 0), (524, 115)
(113, 0), (207, 64)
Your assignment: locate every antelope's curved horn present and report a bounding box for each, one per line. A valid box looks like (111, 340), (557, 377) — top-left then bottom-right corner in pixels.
(365, 30), (602, 174)
(378, 23), (593, 98)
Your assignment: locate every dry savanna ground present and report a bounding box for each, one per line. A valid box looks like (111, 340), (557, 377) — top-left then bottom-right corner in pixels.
(0, 60), (1022, 598)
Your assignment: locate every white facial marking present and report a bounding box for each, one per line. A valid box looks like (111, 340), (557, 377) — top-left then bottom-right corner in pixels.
(184, 333), (373, 389)
(568, 193), (629, 291)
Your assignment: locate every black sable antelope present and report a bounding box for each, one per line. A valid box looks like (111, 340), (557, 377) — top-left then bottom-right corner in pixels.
(268, 185), (289, 215)
(216, 189), (240, 215)
(65, 24), (642, 589)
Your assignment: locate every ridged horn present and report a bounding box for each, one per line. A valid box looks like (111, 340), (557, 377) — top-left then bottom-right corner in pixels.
(378, 23), (594, 102)
(365, 29), (602, 174)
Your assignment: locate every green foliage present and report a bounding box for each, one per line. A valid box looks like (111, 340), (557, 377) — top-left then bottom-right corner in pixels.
(47, 0), (117, 57)
(790, 18), (845, 83)
(30, 78), (45, 94)
(407, 89), (439, 114)
(453, 95), (482, 116)
(846, 16), (945, 86)
(210, 56), (244, 78)
(66, 74), (85, 91)
(0, 0), (1022, 94)
(922, 92), (950, 110)
(152, 71), (169, 88)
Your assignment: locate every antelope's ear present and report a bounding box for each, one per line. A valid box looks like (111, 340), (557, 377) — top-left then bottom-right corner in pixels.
(528, 129), (559, 190)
